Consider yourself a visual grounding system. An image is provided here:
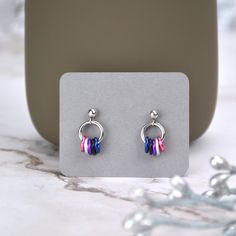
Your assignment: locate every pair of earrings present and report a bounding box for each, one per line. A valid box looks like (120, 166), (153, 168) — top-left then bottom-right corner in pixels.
(78, 109), (166, 157)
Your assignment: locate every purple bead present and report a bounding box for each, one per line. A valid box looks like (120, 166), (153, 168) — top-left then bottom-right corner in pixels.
(87, 139), (92, 155)
(152, 139), (157, 156)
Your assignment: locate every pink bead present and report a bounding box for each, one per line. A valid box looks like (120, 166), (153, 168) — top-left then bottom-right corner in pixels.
(80, 136), (86, 152)
(158, 136), (165, 152)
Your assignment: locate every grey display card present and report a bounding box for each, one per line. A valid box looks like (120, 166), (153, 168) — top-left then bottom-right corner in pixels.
(60, 72), (189, 177)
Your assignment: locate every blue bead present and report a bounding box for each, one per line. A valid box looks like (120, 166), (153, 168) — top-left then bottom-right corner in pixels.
(94, 137), (100, 153)
(148, 138), (153, 155)
(145, 137), (149, 153)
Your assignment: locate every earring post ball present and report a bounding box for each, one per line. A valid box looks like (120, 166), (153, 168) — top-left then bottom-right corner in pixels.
(150, 110), (159, 120)
(88, 108), (97, 118)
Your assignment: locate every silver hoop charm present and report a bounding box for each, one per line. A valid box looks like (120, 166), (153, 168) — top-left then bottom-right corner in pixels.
(78, 109), (104, 156)
(140, 110), (166, 156)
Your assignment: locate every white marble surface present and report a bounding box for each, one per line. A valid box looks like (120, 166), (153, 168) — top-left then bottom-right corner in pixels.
(0, 32), (236, 236)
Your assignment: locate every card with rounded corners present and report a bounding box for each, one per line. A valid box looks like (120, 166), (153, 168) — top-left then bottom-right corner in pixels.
(60, 72), (189, 177)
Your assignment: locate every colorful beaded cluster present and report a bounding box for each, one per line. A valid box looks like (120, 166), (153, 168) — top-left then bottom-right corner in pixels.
(144, 136), (165, 156)
(80, 136), (100, 155)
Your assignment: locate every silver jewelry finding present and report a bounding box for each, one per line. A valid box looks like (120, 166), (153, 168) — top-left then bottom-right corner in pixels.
(140, 110), (166, 156)
(140, 110), (166, 143)
(78, 109), (104, 144)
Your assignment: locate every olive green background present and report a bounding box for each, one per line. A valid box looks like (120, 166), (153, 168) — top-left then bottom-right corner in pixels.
(25, 0), (218, 145)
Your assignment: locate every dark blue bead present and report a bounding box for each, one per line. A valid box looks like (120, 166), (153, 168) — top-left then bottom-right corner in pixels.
(94, 137), (100, 153)
(91, 139), (96, 155)
(145, 137), (149, 153)
(148, 138), (153, 155)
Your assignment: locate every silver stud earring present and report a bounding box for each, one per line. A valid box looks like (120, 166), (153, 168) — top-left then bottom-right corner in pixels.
(140, 110), (166, 156)
(78, 109), (104, 156)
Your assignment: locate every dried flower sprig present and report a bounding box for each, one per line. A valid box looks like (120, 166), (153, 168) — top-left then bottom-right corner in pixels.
(123, 155), (236, 236)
